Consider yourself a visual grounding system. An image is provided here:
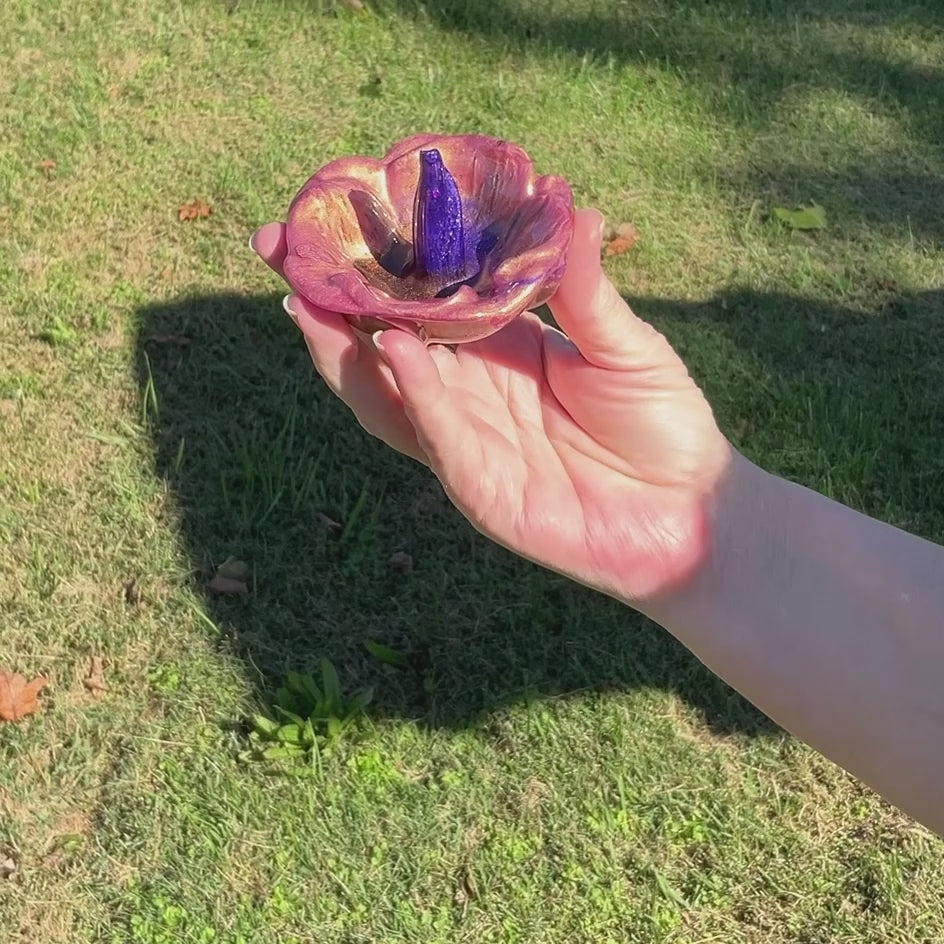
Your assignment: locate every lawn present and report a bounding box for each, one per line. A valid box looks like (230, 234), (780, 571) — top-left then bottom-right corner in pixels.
(2, 0), (943, 940)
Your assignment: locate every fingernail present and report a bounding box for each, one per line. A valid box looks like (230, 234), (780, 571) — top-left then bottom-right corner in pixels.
(282, 294), (298, 324)
(371, 330), (395, 366)
(248, 231), (258, 254)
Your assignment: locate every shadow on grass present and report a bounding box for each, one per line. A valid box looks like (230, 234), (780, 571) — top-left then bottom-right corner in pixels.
(269, 0), (944, 245)
(134, 282), (944, 739)
(367, 0), (944, 144)
(633, 285), (944, 544)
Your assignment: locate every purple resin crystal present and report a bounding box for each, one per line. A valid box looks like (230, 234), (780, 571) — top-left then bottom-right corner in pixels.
(413, 149), (470, 284)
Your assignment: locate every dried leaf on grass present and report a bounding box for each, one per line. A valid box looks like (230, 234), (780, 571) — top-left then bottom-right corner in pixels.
(208, 557), (251, 595)
(82, 655), (108, 697)
(388, 551), (413, 573)
(0, 850), (17, 880)
(178, 199), (212, 221)
(124, 578), (142, 605)
(208, 574), (248, 595)
(145, 334), (191, 345)
(602, 222), (640, 256)
(207, 557), (252, 597)
(0, 669), (48, 722)
(453, 867), (478, 908)
(217, 557), (251, 581)
(317, 512), (342, 531)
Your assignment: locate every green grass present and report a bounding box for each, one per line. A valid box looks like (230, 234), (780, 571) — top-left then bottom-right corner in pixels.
(2, 0), (943, 940)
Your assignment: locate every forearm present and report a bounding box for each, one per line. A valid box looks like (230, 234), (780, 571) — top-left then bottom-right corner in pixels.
(641, 451), (944, 834)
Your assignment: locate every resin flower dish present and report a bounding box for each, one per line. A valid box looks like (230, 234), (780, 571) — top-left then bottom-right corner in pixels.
(283, 133), (575, 345)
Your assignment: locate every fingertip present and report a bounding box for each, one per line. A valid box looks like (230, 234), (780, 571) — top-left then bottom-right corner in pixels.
(546, 208), (660, 369)
(284, 293), (357, 350)
(552, 208), (606, 307)
(576, 206), (606, 246)
(573, 207), (606, 261)
(372, 326), (428, 364)
(251, 221), (288, 275)
(282, 293), (299, 325)
(370, 328), (443, 398)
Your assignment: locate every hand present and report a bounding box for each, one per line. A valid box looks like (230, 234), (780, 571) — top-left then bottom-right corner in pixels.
(251, 209), (732, 602)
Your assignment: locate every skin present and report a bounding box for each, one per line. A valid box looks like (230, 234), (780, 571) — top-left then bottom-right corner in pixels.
(252, 209), (944, 836)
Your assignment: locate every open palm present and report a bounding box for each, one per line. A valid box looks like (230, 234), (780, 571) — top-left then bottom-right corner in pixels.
(254, 209), (731, 603)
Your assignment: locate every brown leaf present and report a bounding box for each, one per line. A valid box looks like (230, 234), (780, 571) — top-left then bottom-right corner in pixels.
(0, 849), (16, 880)
(178, 199), (212, 221)
(603, 222), (640, 257)
(208, 557), (251, 595)
(145, 334), (191, 345)
(123, 578), (141, 605)
(317, 512), (342, 531)
(82, 655), (108, 697)
(388, 551), (413, 573)
(0, 669), (48, 722)
(605, 236), (635, 256)
(39, 158), (57, 178)
(453, 867), (477, 908)
(216, 557), (251, 582)
(208, 574), (248, 595)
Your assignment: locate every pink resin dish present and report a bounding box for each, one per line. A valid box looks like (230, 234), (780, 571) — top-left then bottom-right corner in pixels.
(283, 133), (575, 344)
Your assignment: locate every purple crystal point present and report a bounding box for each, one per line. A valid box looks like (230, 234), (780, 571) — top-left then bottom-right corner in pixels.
(412, 149), (468, 282)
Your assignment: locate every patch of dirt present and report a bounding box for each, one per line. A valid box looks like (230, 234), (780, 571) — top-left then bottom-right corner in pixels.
(0, 400), (20, 425)
(40, 811), (93, 871)
(222, 830), (284, 900)
(518, 776), (550, 818)
(12, 897), (80, 944)
(0, 786), (31, 823)
(11, 46), (44, 69)
(663, 693), (750, 754)
(15, 251), (46, 279)
(100, 51), (150, 82)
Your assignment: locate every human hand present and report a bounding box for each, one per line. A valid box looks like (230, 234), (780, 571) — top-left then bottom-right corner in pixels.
(251, 208), (732, 603)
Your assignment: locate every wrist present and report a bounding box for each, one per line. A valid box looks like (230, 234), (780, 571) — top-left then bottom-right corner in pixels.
(634, 446), (769, 628)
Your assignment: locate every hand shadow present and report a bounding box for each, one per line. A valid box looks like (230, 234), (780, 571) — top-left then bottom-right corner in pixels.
(133, 283), (942, 740)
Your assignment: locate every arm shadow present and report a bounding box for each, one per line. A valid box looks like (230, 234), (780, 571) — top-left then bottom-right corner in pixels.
(133, 282), (944, 741)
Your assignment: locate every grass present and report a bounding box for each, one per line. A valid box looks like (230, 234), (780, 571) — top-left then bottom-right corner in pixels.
(1, 0), (943, 940)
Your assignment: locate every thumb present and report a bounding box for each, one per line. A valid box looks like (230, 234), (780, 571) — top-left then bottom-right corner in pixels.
(548, 208), (666, 370)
